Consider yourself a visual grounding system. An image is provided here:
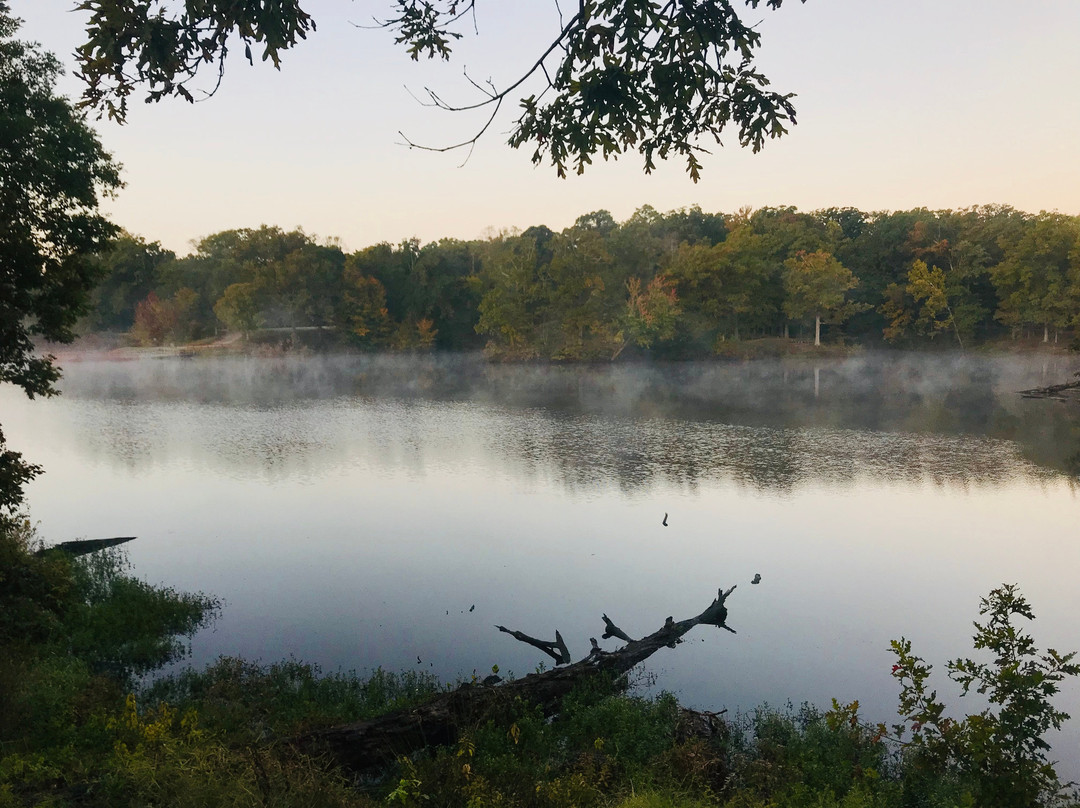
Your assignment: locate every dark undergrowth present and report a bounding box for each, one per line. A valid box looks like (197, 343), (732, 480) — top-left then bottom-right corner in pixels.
(2, 516), (1077, 808)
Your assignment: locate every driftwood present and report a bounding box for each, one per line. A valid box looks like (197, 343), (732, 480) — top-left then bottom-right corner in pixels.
(35, 536), (136, 557)
(1019, 372), (1080, 401)
(303, 586), (737, 771)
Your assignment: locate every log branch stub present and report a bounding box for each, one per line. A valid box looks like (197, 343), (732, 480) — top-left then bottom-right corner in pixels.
(695, 586), (736, 631)
(495, 625), (572, 665)
(601, 613), (634, 643)
(554, 630), (571, 664)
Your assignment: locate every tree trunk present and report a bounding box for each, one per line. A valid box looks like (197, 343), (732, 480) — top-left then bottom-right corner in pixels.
(300, 587), (738, 772)
(814, 315), (821, 347)
(1044, 324), (1050, 343)
(611, 337), (631, 361)
(944, 303), (964, 350)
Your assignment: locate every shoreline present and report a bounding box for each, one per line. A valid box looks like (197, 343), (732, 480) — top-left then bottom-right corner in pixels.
(42, 333), (1080, 367)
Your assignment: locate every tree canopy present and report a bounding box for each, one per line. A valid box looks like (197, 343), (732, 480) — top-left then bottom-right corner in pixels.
(0, 1), (121, 514)
(73, 0), (801, 179)
(84, 204), (1080, 362)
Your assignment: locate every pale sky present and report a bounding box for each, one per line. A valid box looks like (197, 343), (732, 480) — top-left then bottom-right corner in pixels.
(13, 1), (1080, 255)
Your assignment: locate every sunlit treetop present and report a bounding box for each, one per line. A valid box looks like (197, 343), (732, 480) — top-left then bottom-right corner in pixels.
(73, 0), (802, 181)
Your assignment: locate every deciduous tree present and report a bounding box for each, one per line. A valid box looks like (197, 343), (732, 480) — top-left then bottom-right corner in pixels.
(89, 232), (175, 332)
(782, 250), (860, 346)
(0, 2), (121, 513)
(905, 260), (956, 345)
(667, 219), (769, 345)
(131, 291), (177, 346)
(544, 227), (620, 359)
(993, 213), (1080, 343)
(891, 584), (1080, 806)
(213, 283), (262, 339)
(476, 232), (546, 358)
(335, 259), (392, 347)
(615, 275), (681, 359)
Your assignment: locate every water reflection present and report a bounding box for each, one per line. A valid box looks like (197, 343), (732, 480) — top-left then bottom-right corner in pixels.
(40, 352), (1079, 491)
(43, 388), (1059, 493)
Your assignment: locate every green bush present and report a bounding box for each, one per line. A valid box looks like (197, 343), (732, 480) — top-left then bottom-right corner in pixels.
(720, 702), (907, 808)
(0, 517), (74, 648)
(0, 518), (220, 805)
(890, 583), (1080, 807)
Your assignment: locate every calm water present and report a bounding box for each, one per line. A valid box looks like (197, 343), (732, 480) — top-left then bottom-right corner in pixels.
(4, 352), (1080, 767)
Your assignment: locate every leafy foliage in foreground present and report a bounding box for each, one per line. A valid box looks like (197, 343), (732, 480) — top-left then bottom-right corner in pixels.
(73, 0), (798, 179)
(2, 518), (1077, 807)
(0, 518), (216, 732)
(0, 3), (121, 516)
(891, 584), (1080, 807)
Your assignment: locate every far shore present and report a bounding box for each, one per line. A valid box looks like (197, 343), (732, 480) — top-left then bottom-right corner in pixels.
(42, 331), (1080, 366)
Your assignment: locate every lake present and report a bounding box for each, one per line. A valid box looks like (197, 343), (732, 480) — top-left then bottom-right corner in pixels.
(4, 351), (1079, 768)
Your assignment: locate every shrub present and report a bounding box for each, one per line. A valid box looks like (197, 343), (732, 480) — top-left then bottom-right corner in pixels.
(891, 584), (1080, 807)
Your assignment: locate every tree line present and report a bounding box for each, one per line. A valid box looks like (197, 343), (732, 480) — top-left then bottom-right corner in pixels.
(87, 204), (1080, 359)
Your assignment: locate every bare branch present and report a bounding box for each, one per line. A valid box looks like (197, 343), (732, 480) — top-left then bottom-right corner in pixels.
(541, 61), (554, 89)
(395, 7), (583, 153)
(496, 625), (572, 665)
(396, 94), (503, 159)
(462, 67), (497, 99)
(406, 10), (578, 114)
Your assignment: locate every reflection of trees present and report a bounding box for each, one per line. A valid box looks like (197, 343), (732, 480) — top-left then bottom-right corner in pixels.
(1009, 406), (1080, 483)
(54, 353), (1079, 492)
(505, 417), (1052, 495)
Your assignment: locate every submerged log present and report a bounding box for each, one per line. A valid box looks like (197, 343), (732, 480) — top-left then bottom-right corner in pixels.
(303, 586), (737, 771)
(35, 536), (136, 557)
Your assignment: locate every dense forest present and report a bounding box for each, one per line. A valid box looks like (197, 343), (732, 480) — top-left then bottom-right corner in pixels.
(86, 205), (1080, 358)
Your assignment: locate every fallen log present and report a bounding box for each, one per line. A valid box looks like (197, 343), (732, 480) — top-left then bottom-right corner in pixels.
(35, 536), (136, 557)
(1019, 372), (1080, 401)
(302, 586), (737, 771)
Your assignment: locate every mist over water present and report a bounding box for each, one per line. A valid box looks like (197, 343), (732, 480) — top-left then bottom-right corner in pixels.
(37, 350), (1080, 488)
(4, 351), (1079, 774)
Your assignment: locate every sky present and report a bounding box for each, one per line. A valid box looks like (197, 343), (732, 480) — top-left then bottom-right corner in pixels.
(12, 1), (1080, 255)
